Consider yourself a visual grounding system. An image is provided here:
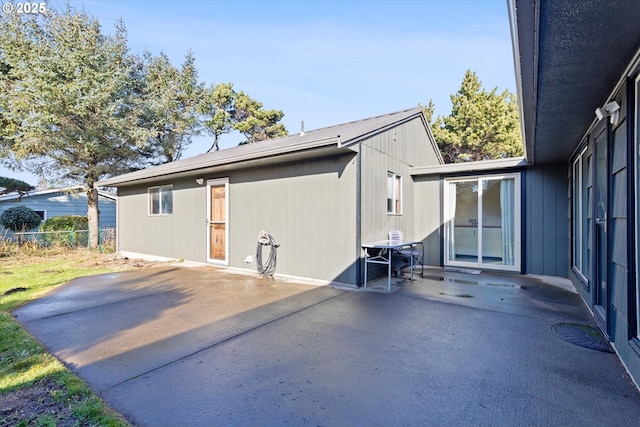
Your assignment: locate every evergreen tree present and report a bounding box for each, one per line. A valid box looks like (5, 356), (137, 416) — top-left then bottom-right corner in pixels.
(0, 7), (154, 247)
(0, 177), (34, 198)
(200, 84), (288, 149)
(141, 51), (203, 163)
(233, 91), (287, 144)
(427, 70), (522, 163)
(0, 5), (289, 248)
(200, 82), (236, 152)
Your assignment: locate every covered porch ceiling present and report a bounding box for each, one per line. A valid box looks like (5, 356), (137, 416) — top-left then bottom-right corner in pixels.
(511, 0), (640, 164)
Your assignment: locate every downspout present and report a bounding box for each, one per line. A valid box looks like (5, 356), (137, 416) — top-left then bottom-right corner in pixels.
(439, 177), (444, 267)
(626, 79), (637, 339)
(355, 142), (363, 286)
(115, 189), (119, 253)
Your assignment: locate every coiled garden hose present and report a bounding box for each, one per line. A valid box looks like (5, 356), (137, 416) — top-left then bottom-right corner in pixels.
(256, 231), (279, 277)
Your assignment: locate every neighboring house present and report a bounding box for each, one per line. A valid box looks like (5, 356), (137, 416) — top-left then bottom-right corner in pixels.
(97, 107), (443, 285)
(0, 187), (117, 234)
(507, 0), (640, 388)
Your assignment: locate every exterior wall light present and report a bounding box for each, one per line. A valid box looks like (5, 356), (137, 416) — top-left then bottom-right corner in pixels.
(595, 101), (620, 125)
(195, 178), (204, 185)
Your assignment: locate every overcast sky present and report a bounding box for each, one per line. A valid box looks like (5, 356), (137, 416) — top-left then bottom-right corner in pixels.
(4, 0), (516, 185)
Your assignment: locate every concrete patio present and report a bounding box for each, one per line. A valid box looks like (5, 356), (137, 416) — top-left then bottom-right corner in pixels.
(14, 265), (640, 426)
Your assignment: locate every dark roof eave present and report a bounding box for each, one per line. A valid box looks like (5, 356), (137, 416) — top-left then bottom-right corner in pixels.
(511, 0), (640, 165)
(508, 0), (536, 163)
(410, 157), (529, 176)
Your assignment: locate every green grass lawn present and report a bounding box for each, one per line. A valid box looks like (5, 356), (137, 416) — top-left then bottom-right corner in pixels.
(0, 249), (141, 426)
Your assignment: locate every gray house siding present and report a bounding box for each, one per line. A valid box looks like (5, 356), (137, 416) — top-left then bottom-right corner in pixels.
(410, 163), (569, 277)
(115, 155), (359, 284)
(115, 154), (360, 284)
(229, 154), (357, 284)
(360, 144), (415, 242)
(358, 118), (442, 282)
(610, 117), (630, 350)
(412, 175), (442, 266)
(117, 177), (207, 263)
(523, 164), (569, 276)
(563, 78), (640, 384)
(599, 88), (636, 375)
(360, 117), (440, 244)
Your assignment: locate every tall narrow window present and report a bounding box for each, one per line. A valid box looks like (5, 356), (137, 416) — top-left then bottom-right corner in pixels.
(387, 172), (402, 214)
(635, 74), (640, 339)
(572, 146), (589, 281)
(148, 185), (173, 215)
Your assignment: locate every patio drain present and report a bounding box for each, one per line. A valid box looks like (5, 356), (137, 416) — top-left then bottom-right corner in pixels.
(551, 322), (613, 353)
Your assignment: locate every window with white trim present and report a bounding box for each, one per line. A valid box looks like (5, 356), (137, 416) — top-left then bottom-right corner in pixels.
(387, 172), (402, 214)
(148, 185), (173, 215)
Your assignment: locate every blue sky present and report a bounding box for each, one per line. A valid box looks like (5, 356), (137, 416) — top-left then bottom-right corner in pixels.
(5, 0), (516, 185)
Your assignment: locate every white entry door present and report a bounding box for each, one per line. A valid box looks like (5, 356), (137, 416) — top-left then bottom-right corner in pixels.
(444, 174), (521, 272)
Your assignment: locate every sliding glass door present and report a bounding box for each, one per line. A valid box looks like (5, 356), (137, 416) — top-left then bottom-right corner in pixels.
(444, 174), (521, 271)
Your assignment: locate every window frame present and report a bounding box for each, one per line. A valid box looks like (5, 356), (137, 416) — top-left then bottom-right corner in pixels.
(34, 210), (46, 221)
(386, 172), (402, 215)
(148, 184), (173, 216)
(443, 173), (521, 272)
(572, 146), (589, 283)
(635, 73), (640, 341)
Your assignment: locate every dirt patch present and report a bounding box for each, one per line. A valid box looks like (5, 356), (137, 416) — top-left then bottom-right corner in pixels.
(2, 250), (163, 272)
(0, 378), (75, 426)
(79, 254), (160, 270)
